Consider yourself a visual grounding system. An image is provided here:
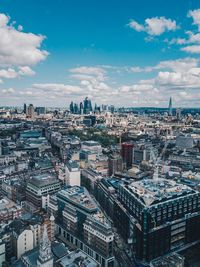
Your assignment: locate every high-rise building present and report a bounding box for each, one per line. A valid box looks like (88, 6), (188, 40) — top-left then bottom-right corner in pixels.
(83, 97), (92, 114)
(168, 97), (172, 116)
(26, 104), (35, 119)
(121, 142), (134, 168)
(79, 102), (83, 114)
(23, 103), (27, 114)
(69, 101), (74, 113)
(108, 154), (123, 176)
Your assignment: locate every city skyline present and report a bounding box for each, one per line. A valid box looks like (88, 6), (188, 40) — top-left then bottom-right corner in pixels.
(0, 0), (200, 108)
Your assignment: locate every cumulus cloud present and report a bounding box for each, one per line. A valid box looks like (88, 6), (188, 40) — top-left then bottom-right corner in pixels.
(32, 83), (83, 94)
(2, 88), (15, 94)
(69, 66), (106, 81)
(18, 66), (36, 76)
(188, 9), (200, 30)
(131, 57), (199, 73)
(0, 13), (48, 67)
(0, 66), (36, 82)
(128, 16), (178, 36)
(181, 45), (200, 53)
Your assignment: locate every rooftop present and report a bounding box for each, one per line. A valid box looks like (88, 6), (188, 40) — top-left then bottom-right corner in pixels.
(58, 186), (98, 212)
(126, 178), (195, 206)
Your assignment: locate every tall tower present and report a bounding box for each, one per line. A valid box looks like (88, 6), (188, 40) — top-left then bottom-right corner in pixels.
(37, 225), (53, 267)
(168, 97), (172, 116)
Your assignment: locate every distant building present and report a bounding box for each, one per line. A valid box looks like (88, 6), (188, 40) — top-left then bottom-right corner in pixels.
(176, 133), (193, 149)
(82, 141), (102, 154)
(23, 103), (27, 114)
(168, 97), (172, 116)
(83, 97), (92, 114)
(121, 142), (134, 168)
(108, 154), (123, 176)
(35, 107), (46, 115)
(26, 104), (35, 119)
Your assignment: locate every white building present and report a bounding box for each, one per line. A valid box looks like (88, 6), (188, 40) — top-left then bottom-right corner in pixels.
(65, 161), (80, 186)
(13, 229), (34, 259)
(0, 239), (5, 266)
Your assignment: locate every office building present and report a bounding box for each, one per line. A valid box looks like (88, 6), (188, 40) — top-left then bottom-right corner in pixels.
(176, 133), (194, 149)
(168, 97), (173, 116)
(26, 104), (35, 119)
(83, 97), (92, 114)
(49, 186), (115, 267)
(108, 154), (123, 176)
(121, 142), (134, 168)
(118, 178), (200, 262)
(26, 173), (61, 209)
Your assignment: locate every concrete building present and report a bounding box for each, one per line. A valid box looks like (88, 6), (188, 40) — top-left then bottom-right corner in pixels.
(13, 229), (34, 259)
(0, 239), (5, 266)
(26, 173), (60, 209)
(49, 186), (115, 267)
(108, 154), (123, 176)
(65, 160), (80, 186)
(81, 141), (102, 154)
(121, 142), (134, 168)
(176, 133), (194, 149)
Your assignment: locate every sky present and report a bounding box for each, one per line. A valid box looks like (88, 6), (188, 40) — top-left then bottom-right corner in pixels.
(0, 0), (200, 108)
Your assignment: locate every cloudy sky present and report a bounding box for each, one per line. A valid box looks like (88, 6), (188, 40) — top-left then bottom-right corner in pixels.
(0, 0), (200, 108)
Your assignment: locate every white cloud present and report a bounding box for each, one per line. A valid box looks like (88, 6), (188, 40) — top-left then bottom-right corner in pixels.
(181, 45), (200, 53)
(188, 9), (200, 30)
(2, 88), (15, 94)
(128, 16), (178, 36)
(131, 57), (199, 73)
(32, 83), (83, 94)
(18, 66), (36, 76)
(0, 68), (18, 79)
(0, 66), (36, 82)
(69, 66), (105, 81)
(0, 13), (48, 67)
(128, 20), (144, 32)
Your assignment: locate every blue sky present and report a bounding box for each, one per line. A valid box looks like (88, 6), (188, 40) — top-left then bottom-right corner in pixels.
(0, 0), (200, 107)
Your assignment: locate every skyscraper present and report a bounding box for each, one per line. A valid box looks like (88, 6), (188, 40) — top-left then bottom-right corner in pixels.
(79, 102), (83, 114)
(26, 104), (35, 119)
(69, 101), (74, 113)
(121, 142), (134, 168)
(168, 97), (172, 116)
(23, 103), (27, 114)
(83, 97), (92, 114)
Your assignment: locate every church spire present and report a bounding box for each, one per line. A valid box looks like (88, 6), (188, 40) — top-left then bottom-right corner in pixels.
(37, 224), (53, 267)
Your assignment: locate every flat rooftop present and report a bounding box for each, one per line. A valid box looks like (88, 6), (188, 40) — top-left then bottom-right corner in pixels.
(127, 178), (195, 206)
(58, 186), (98, 212)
